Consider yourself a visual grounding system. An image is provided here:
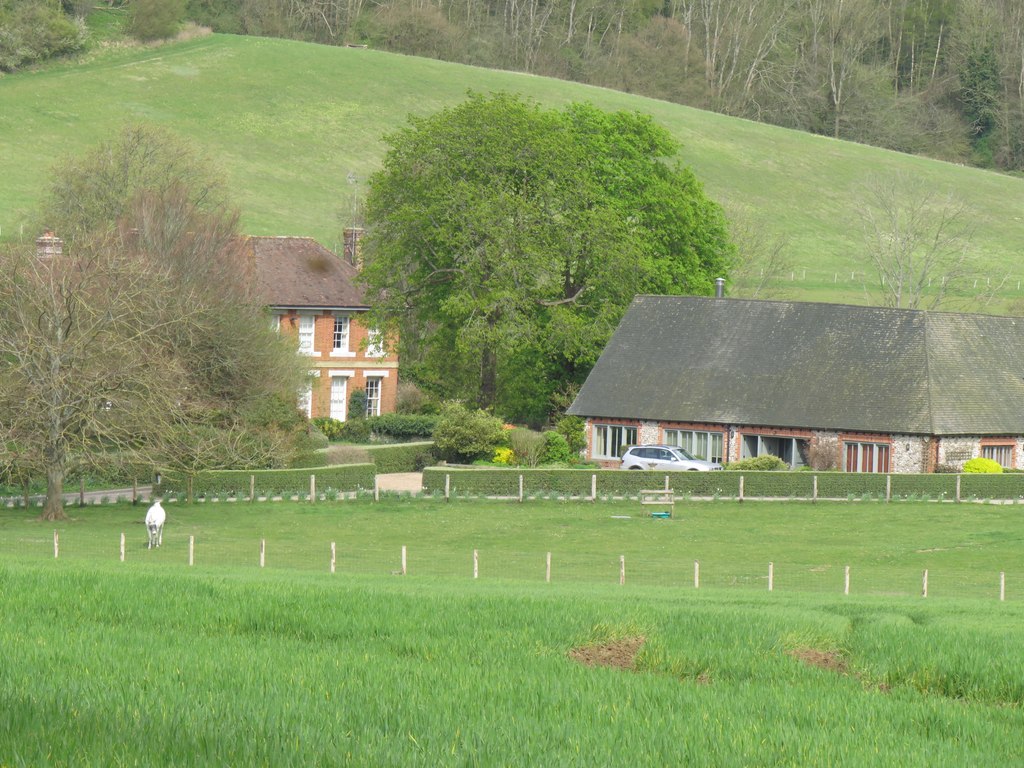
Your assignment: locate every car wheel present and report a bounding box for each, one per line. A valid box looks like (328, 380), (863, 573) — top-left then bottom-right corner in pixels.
(627, 466), (643, 470)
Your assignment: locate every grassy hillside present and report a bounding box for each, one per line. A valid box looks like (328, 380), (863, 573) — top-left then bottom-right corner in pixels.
(2, 33), (1023, 307)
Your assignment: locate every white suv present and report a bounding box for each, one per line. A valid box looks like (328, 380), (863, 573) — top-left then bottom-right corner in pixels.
(620, 445), (723, 471)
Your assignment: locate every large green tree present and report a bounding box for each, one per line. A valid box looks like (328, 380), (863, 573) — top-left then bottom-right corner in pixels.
(361, 93), (733, 422)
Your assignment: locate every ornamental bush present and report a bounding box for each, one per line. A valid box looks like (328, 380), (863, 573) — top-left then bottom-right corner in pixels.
(725, 455), (788, 471)
(312, 417), (345, 441)
(432, 402), (507, 463)
(554, 415), (586, 457)
(338, 417), (372, 443)
(509, 428), (546, 467)
(963, 457), (1003, 473)
(493, 447), (515, 465)
(541, 431), (574, 465)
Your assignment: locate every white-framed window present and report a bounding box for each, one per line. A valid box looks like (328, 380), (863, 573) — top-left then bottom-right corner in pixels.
(330, 376), (348, 421)
(365, 376), (382, 416)
(844, 442), (890, 473)
(332, 316), (350, 354)
(593, 424), (637, 460)
(298, 315), (316, 356)
(367, 327), (384, 357)
(982, 444), (1014, 468)
(664, 429), (724, 464)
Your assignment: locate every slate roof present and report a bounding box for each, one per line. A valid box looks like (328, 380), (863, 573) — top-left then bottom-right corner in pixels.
(568, 295), (1024, 436)
(245, 236), (367, 310)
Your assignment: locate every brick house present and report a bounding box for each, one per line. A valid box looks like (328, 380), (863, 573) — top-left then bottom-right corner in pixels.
(246, 233), (398, 420)
(568, 295), (1024, 473)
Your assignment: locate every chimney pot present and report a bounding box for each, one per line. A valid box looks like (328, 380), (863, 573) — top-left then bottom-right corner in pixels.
(714, 277), (725, 299)
(36, 229), (63, 260)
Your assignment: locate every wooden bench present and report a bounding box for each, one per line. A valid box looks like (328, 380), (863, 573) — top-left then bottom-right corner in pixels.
(639, 488), (674, 518)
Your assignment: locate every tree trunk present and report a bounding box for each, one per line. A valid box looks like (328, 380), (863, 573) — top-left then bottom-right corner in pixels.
(479, 346), (498, 410)
(40, 465), (66, 521)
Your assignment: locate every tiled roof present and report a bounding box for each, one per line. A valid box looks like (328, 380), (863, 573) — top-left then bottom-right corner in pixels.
(245, 236), (367, 309)
(568, 295), (1024, 436)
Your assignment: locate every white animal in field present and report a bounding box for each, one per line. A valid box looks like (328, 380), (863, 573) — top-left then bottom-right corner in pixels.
(145, 500), (166, 549)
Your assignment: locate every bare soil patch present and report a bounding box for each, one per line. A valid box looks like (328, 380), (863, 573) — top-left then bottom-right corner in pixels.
(569, 636), (645, 671)
(788, 647), (848, 674)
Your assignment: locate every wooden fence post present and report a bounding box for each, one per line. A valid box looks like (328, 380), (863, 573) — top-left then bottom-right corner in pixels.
(844, 565), (850, 595)
(546, 551), (552, 583)
(1000, 571), (1005, 602)
(813, 475), (818, 503)
(768, 561), (774, 591)
(886, 475), (891, 502)
(260, 539), (266, 568)
(664, 475), (669, 491)
(445, 474), (450, 502)
(619, 555), (625, 586)
(473, 549), (479, 579)
(331, 542), (336, 574)
(518, 475), (524, 503)
(189, 535), (194, 567)
(591, 474), (597, 502)
(310, 474), (316, 502)
(249, 474), (255, 502)
(401, 545), (407, 576)
(739, 475), (745, 502)
(694, 560), (700, 589)
(374, 475), (379, 502)
(120, 532), (125, 562)
(956, 475), (961, 503)
(53, 530), (59, 559)
(922, 569), (928, 598)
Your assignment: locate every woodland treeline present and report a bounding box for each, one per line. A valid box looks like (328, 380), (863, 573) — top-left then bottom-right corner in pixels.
(181, 0), (1024, 170)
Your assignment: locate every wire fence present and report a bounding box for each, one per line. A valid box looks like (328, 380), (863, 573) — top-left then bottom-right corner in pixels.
(7, 525), (1015, 604)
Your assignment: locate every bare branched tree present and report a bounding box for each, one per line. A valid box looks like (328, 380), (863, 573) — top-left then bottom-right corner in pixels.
(0, 236), (185, 520)
(722, 204), (793, 298)
(856, 172), (976, 310)
(0, 126), (307, 520)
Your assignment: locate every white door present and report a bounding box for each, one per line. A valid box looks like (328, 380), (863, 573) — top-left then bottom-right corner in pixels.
(330, 376), (347, 421)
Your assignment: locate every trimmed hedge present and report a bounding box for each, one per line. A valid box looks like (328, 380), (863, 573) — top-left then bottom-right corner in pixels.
(421, 468), (1024, 500)
(422, 468), (742, 497)
(364, 442), (436, 474)
(160, 464), (375, 497)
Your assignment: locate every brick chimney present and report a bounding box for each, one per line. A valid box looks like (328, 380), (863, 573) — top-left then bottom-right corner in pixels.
(343, 227), (364, 269)
(36, 229), (63, 260)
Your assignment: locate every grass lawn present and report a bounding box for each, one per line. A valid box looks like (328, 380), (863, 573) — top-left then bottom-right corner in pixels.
(2, 496), (1021, 599)
(1, 497), (1022, 765)
(2, 33), (1024, 308)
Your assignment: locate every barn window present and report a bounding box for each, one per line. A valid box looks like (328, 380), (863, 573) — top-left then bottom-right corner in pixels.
(844, 442), (890, 473)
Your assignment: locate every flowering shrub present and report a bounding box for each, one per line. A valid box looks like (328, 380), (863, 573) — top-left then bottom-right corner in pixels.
(493, 448), (515, 465)
(963, 457), (1003, 473)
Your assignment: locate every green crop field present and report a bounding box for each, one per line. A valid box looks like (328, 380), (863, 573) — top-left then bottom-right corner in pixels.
(2, 33), (1024, 307)
(1, 498), (1022, 765)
